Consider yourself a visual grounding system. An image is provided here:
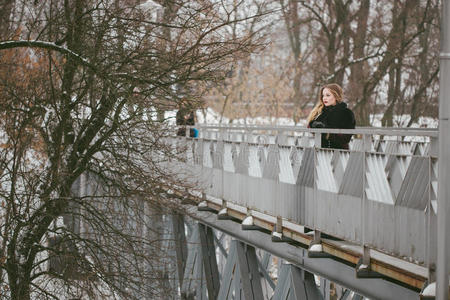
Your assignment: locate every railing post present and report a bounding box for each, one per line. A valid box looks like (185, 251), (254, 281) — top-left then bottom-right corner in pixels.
(426, 155), (437, 286)
(314, 130), (322, 148)
(276, 130), (287, 146)
(313, 130), (319, 245)
(196, 135), (204, 166)
(430, 136), (439, 157)
(275, 131), (281, 229)
(362, 134), (371, 152)
(361, 134), (371, 270)
(308, 131), (331, 258)
(216, 132), (226, 219)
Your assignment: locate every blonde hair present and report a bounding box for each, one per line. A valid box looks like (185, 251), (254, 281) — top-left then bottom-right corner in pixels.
(306, 83), (344, 124)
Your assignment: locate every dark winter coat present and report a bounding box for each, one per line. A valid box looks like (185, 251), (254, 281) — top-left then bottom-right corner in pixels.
(308, 102), (355, 150)
(176, 107), (196, 137)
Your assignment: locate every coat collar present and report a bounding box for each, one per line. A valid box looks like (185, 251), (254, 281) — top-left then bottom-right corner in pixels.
(323, 102), (347, 112)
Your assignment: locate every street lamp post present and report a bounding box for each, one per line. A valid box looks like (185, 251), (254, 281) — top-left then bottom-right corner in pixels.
(437, 0), (450, 299)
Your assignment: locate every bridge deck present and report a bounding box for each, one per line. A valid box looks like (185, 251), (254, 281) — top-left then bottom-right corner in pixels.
(200, 193), (428, 289)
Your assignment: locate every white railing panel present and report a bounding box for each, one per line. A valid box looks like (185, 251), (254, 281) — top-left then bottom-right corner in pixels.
(275, 182), (299, 221)
(289, 147), (302, 182)
(222, 171), (240, 205)
(207, 168), (223, 199)
(306, 189), (362, 243)
(248, 145), (262, 178)
(254, 178), (277, 214)
(279, 147), (295, 184)
(263, 144), (279, 180)
(365, 201), (427, 264)
(186, 139), (194, 164)
(365, 154), (394, 204)
(203, 140), (213, 168)
(237, 173), (250, 207)
(316, 149), (338, 193)
(332, 150), (349, 189)
(396, 157), (430, 210)
(223, 143), (235, 172)
(244, 175), (260, 210)
(385, 155), (411, 199)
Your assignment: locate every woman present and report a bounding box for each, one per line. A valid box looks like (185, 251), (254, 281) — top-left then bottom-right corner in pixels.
(176, 102), (198, 137)
(307, 83), (355, 149)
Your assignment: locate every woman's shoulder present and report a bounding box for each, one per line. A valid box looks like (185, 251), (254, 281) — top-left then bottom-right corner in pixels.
(332, 102), (353, 116)
(334, 102), (350, 110)
(328, 102), (355, 127)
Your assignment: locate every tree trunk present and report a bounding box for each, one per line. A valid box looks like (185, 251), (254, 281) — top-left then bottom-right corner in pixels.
(0, 0), (14, 39)
(335, 1), (350, 86)
(407, 2), (437, 127)
(348, 0), (370, 125)
(9, 276), (31, 300)
(281, 0), (303, 118)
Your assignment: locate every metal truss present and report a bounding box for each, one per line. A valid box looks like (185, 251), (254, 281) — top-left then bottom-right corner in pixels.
(170, 206), (421, 300)
(172, 212), (373, 300)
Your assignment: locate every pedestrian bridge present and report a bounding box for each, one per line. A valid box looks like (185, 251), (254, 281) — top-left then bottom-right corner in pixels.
(165, 125), (448, 300)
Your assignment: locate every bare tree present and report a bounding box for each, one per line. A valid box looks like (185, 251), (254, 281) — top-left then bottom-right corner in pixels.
(206, 42), (295, 124)
(275, 0), (440, 126)
(346, 0), (370, 124)
(396, 0), (440, 127)
(0, 0), (265, 299)
(213, 0), (275, 123)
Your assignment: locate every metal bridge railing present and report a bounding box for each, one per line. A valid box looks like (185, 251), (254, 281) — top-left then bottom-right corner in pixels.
(170, 125), (443, 291)
(189, 124), (437, 155)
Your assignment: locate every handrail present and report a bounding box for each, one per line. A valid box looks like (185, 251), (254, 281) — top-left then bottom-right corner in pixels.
(192, 124), (438, 137)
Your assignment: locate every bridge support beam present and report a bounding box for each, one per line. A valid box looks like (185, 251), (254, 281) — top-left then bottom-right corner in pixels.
(181, 224), (206, 299)
(217, 240), (264, 300)
(272, 264), (322, 300)
(198, 224), (220, 299)
(172, 213), (188, 289)
(182, 223), (220, 299)
(186, 206), (420, 300)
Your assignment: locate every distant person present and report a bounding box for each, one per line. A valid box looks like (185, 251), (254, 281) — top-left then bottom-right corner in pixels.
(176, 102), (198, 137)
(306, 83), (355, 149)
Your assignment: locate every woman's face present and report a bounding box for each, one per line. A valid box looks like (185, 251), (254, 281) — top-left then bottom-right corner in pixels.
(322, 88), (337, 106)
